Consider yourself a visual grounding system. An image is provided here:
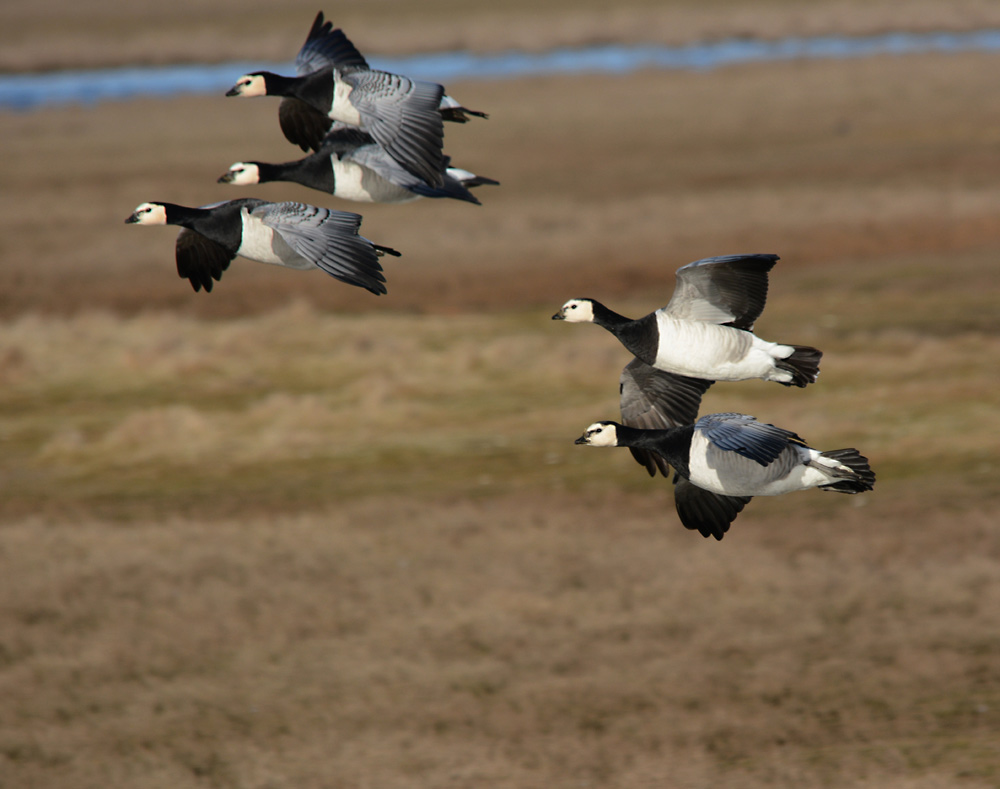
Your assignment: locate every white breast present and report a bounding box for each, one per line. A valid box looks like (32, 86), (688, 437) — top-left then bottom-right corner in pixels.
(652, 315), (751, 378)
(653, 314), (788, 382)
(330, 77), (363, 126)
(331, 160), (416, 203)
(238, 210), (312, 270)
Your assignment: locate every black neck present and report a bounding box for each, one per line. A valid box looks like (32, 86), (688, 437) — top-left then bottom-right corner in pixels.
(590, 302), (659, 367)
(589, 300), (633, 331)
(277, 68), (334, 112)
(159, 202), (210, 228)
(253, 71), (294, 97)
(616, 423), (693, 479)
(160, 202), (245, 254)
(257, 155), (335, 192)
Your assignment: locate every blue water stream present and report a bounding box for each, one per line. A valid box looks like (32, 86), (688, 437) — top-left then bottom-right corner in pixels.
(2, 29), (998, 111)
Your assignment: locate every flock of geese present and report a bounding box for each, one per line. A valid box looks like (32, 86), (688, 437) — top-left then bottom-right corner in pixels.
(125, 12), (875, 541)
(125, 12), (495, 295)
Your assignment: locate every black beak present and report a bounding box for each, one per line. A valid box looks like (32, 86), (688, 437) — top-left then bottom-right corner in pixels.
(225, 86), (240, 97)
(551, 311), (564, 320)
(574, 435), (588, 444)
(124, 212), (139, 224)
(217, 173), (233, 184)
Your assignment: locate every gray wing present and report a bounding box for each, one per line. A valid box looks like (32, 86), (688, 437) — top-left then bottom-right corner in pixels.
(318, 125), (429, 190)
(672, 478), (751, 541)
(175, 229), (234, 293)
(295, 12), (369, 74)
(620, 357), (713, 477)
(342, 69), (446, 187)
(342, 138), (429, 190)
(695, 412), (806, 467)
(254, 202), (387, 295)
(663, 253), (779, 329)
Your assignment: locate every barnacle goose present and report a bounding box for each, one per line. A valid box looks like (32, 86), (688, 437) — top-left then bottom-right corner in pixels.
(575, 414), (875, 540)
(125, 198), (398, 294)
(226, 12), (483, 187)
(552, 253), (822, 387)
(219, 124), (498, 205)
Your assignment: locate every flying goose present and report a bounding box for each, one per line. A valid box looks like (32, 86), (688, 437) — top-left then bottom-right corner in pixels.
(552, 253), (822, 387)
(290, 12), (487, 125)
(575, 414), (875, 540)
(125, 198), (399, 294)
(218, 124), (499, 205)
(226, 12), (477, 186)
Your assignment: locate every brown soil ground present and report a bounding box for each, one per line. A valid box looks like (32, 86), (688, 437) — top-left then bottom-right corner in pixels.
(1, 4), (999, 788)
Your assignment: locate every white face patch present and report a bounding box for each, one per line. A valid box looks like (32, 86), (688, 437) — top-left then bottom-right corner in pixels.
(578, 422), (619, 447)
(127, 202), (167, 225)
(556, 298), (596, 323)
(222, 163), (260, 186)
(230, 74), (267, 98)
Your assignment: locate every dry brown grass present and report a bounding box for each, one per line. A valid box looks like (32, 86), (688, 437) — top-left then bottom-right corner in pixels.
(2, 495), (999, 788)
(2, 270), (999, 787)
(2, 3), (1000, 787)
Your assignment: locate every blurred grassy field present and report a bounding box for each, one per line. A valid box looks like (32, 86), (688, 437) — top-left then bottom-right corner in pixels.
(2, 3), (1000, 787)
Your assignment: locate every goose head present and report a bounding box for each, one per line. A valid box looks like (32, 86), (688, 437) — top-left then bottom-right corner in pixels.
(575, 421), (620, 447)
(226, 73), (269, 98)
(125, 202), (167, 225)
(218, 162), (261, 186)
(552, 298), (596, 323)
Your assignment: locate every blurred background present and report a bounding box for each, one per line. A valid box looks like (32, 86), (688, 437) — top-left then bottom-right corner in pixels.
(1, 2), (999, 787)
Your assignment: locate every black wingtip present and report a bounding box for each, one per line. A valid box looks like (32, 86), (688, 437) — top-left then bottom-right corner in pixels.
(673, 480), (751, 541)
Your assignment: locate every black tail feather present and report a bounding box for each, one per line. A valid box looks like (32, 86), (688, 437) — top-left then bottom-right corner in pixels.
(776, 345), (822, 388)
(817, 448), (876, 493)
(463, 175), (501, 189)
(440, 107), (489, 123)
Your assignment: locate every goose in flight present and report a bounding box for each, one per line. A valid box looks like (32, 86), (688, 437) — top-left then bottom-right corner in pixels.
(125, 198), (398, 294)
(575, 414), (875, 539)
(553, 253), (822, 387)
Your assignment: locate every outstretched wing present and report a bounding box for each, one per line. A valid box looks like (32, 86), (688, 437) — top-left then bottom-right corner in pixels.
(335, 134), (428, 189)
(296, 12), (370, 75)
(672, 478), (751, 541)
(663, 253), (779, 329)
(279, 97), (334, 152)
(696, 412), (806, 467)
(254, 202), (388, 295)
(619, 358), (713, 477)
(175, 229), (234, 293)
(343, 69), (446, 187)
